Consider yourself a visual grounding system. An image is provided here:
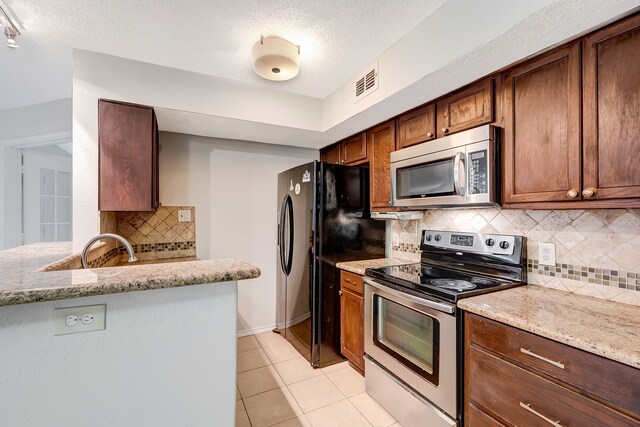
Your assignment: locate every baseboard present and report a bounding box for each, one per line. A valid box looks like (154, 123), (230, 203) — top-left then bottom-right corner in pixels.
(237, 324), (276, 337)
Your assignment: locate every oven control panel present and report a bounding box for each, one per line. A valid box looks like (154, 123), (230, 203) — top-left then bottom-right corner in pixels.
(423, 231), (516, 255)
(468, 150), (488, 195)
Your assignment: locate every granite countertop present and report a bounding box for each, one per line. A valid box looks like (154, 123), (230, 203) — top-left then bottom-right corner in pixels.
(336, 257), (416, 276)
(0, 242), (260, 307)
(458, 285), (640, 369)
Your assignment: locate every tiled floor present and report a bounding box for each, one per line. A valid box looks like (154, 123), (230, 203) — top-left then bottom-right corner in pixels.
(236, 332), (401, 427)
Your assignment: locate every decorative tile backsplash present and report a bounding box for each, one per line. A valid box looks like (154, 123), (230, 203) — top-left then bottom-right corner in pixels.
(115, 206), (196, 261)
(391, 208), (640, 306)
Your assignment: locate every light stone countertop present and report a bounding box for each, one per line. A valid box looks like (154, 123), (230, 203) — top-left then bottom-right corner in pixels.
(0, 242), (260, 306)
(336, 257), (417, 276)
(458, 285), (640, 369)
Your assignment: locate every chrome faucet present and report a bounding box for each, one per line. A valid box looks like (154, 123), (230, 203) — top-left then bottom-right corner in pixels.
(81, 233), (138, 269)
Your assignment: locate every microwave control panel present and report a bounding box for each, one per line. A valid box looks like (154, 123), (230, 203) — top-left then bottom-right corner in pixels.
(469, 150), (488, 194)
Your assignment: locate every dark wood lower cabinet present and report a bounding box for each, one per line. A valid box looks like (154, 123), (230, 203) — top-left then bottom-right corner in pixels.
(340, 270), (364, 374)
(465, 313), (640, 426)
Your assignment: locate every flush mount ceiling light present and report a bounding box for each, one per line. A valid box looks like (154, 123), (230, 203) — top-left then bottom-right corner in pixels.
(0, 5), (20, 48)
(252, 35), (300, 81)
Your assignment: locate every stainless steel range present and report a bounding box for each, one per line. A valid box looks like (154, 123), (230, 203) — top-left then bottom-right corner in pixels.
(364, 229), (527, 427)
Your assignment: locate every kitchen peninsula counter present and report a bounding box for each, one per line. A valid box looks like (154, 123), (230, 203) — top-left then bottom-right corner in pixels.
(458, 285), (640, 369)
(0, 242), (260, 306)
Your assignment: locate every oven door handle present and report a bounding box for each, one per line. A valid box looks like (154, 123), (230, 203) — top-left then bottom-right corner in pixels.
(453, 151), (466, 196)
(364, 277), (456, 314)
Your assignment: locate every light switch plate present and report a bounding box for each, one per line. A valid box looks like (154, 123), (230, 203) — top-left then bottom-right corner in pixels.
(538, 242), (556, 266)
(54, 304), (106, 335)
(178, 209), (191, 222)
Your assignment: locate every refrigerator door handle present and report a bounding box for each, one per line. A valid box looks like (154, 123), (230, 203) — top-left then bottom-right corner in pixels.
(284, 194), (294, 275)
(278, 196), (288, 275)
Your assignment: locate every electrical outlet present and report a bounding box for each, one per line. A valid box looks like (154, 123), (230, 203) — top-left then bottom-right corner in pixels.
(54, 305), (106, 335)
(178, 209), (192, 222)
(539, 243), (556, 266)
(392, 232), (400, 246)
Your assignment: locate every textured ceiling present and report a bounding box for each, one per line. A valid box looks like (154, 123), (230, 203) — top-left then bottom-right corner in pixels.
(5, 0), (447, 103)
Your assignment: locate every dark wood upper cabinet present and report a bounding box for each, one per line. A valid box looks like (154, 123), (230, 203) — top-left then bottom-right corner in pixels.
(436, 78), (494, 138)
(98, 99), (159, 212)
(503, 42), (582, 204)
(320, 143), (341, 165)
(368, 120), (396, 210)
(396, 103), (436, 150)
(341, 132), (368, 165)
(582, 14), (640, 201)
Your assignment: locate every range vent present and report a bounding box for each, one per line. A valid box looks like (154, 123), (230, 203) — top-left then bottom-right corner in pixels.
(353, 61), (379, 103)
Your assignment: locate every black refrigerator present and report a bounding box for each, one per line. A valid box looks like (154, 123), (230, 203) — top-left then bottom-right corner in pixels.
(276, 161), (385, 368)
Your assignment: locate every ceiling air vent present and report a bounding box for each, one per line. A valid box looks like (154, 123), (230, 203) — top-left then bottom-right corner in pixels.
(353, 61), (379, 103)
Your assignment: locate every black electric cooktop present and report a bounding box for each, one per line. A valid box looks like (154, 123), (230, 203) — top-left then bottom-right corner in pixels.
(366, 263), (524, 303)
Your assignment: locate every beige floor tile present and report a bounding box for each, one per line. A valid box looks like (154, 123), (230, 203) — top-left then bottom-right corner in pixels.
(244, 387), (303, 427)
(237, 348), (270, 373)
(288, 375), (345, 413)
(272, 415), (312, 427)
(326, 366), (365, 397)
(238, 365), (285, 398)
(274, 357), (323, 385)
(238, 335), (261, 352)
(236, 400), (251, 427)
(263, 340), (303, 364)
(305, 399), (370, 427)
(256, 331), (286, 347)
(349, 392), (396, 427)
(320, 361), (349, 374)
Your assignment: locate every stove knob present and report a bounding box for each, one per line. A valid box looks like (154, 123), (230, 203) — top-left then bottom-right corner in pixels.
(499, 241), (510, 249)
(425, 234), (432, 242)
(434, 234), (442, 242)
(485, 238), (495, 247)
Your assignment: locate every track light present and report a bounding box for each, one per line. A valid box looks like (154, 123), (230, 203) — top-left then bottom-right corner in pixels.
(1, 5), (20, 48)
(4, 26), (18, 48)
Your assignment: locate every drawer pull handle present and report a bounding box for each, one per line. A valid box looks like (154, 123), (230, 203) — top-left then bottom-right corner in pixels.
(520, 402), (562, 427)
(344, 279), (357, 286)
(520, 348), (565, 369)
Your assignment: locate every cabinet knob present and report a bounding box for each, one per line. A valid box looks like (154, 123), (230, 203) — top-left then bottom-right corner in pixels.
(427, 132), (434, 138)
(566, 189), (578, 199)
(582, 187), (596, 198)
(389, 200), (392, 204)
(442, 127), (449, 134)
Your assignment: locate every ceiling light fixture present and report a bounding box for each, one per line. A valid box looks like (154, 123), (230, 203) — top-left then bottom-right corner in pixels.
(252, 35), (300, 81)
(0, 5), (20, 48)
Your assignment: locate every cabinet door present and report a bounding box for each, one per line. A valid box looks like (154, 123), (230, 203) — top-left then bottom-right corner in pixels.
(436, 78), (493, 138)
(341, 133), (368, 165)
(503, 43), (582, 204)
(583, 14), (640, 201)
(99, 100), (158, 212)
(340, 287), (364, 371)
(368, 121), (396, 210)
(396, 103), (436, 149)
(321, 143), (341, 165)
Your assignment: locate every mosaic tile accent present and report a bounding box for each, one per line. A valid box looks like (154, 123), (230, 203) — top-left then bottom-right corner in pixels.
(390, 208), (640, 305)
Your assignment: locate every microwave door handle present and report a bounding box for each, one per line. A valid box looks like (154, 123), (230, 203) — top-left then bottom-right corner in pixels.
(453, 152), (466, 196)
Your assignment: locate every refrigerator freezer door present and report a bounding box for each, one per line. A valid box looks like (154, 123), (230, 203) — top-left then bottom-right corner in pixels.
(275, 162), (316, 362)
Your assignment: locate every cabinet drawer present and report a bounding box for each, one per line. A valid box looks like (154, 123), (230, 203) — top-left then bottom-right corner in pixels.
(467, 314), (640, 416)
(466, 403), (505, 427)
(468, 346), (638, 427)
(340, 270), (364, 294)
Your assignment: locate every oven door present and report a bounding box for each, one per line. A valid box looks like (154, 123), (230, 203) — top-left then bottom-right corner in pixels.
(391, 145), (467, 208)
(364, 277), (458, 419)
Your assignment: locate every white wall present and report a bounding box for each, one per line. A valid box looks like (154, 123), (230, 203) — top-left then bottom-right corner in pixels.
(159, 132), (317, 335)
(0, 282), (237, 427)
(1, 146), (22, 250)
(0, 98), (72, 143)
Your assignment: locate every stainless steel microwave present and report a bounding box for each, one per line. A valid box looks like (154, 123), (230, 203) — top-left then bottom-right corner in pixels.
(391, 125), (499, 208)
